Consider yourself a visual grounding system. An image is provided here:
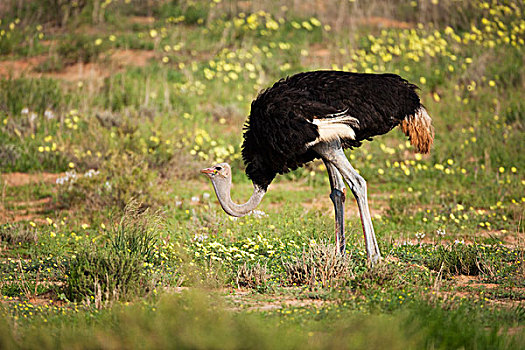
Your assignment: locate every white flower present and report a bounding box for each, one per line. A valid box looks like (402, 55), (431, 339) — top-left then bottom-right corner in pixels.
(193, 234), (208, 242)
(191, 196), (200, 203)
(21, 108), (29, 114)
(56, 171), (78, 185)
(29, 113), (37, 122)
(454, 239), (465, 244)
(44, 110), (55, 120)
(202, 192), (210, 200)
(415, 232), (426, 240)
(249, 210), (268, 218)
(436, 228), (446, 237)
(84, 169), (99, 178)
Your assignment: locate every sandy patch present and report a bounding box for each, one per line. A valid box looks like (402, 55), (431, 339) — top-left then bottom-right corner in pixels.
(1, 172), (62, 187)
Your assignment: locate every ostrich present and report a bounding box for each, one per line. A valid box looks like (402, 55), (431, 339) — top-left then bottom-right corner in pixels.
(201, 71), (434, 265)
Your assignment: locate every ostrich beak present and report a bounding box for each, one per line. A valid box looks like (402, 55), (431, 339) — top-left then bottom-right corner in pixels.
(200, 168), (215, 175)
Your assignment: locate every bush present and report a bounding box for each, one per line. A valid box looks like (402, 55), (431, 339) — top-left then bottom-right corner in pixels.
(422, 244), (504, 276)
(57, 34), (107, 65)
(64, 202), (160, 305)
(57, 153), (160, 210)
(0, 78), (65, 115)
(236, 262), (270, 290)
(0, 223), (38, 245)
(283, 242), (354, 288)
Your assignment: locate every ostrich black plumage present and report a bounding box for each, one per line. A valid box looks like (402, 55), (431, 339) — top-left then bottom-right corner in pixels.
(201, 70), (434, 265)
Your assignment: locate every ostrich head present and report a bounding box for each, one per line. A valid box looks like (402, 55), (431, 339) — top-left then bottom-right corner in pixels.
(201, 163), (265, 217)
(200, 162), (231, 185)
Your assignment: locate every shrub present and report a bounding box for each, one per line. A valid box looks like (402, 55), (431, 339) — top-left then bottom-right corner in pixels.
(64, 202), (160, 305)
(283, 242), (354, 288)
(0, 144), (21, 169)
(422, 244), (508, 277)
(0, 78), (65, 115)
(0, 223), (38, 245)
(57, 34), (107, 65)
(56, 153), (160, 210)
(236, 262), (270, 290)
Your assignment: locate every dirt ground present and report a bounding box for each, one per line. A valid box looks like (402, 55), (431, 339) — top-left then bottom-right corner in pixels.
(0, 49), (157, 81)
(0, 172), (62, 224)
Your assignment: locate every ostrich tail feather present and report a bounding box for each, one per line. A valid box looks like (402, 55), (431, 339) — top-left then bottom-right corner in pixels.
(401, 107), (434, 154)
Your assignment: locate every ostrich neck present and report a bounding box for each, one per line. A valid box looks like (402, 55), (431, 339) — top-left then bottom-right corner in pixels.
(212, 180), (266, 217)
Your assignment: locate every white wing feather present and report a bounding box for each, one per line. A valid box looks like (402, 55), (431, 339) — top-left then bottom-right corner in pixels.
(306, 110), (359, 147)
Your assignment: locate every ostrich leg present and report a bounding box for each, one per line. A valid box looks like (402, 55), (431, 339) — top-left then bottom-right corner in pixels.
(315, 142), (381, 265)
(323, 160), (346, 255)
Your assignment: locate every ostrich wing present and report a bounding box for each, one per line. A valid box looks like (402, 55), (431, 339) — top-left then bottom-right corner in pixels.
(242, 97), (347, 186)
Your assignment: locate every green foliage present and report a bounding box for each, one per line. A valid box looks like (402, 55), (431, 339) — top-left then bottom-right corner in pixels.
(2, 292), (523, 349)
(409, 302), (525, 349)
(392, 242), (523, 283)
(0, 223), (37, 245)
(1, 0), (111, 27)
(57, 154), (160, 210)
(0, 1), (524, 348)
(424, 243), (488, 275)
(65, 202), (160, 303)
(283, 242), (355, 288)
(153, 1), (210, 24)
(57, 34), (107, 65)
(0, 78), (65, 115)
(235, 262), (270, 290)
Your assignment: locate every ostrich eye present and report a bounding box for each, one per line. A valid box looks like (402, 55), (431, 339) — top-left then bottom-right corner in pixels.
(215, 166), (222, 171)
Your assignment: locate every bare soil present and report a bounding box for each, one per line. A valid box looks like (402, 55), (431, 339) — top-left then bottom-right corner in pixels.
(110, 49), (157, 68)
(225, 288), (334, 311)
(0, 55), (47, 77)
(0, 49), (156, 81)
(129, 16), (156, 24)
(0, 172), (62, 224)
(1, 172), (62, 187)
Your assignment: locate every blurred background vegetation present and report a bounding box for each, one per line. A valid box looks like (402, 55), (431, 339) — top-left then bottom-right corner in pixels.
(0, 0), (523, 348)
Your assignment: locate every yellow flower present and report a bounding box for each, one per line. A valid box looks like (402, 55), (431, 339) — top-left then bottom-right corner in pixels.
(149, 29), (158, 38)
(310, 17), (321, 27)
(68, 162), (75, 168)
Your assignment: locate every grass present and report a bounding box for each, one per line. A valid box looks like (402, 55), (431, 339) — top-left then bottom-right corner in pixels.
(0, 0), (524, 348)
